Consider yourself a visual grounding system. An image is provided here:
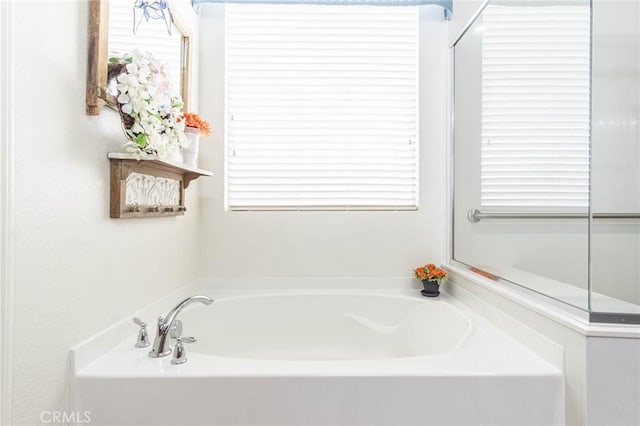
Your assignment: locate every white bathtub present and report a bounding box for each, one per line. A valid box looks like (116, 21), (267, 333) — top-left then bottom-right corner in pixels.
(183, 293), (471, 361)
(71, 289), (564, 426)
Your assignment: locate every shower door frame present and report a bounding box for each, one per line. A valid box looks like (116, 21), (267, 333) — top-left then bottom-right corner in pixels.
(448, 0), (640, 325)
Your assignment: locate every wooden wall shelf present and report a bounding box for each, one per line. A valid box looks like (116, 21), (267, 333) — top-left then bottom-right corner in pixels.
(108, 153), (212, 219)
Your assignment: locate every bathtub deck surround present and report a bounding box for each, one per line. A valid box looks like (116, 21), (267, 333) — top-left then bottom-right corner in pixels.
(70, 286), (564, 426)
(69, 280), (203, 374)
(445, 264), (640, 426)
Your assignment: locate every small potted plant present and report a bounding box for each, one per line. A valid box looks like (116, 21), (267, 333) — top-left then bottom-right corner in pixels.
(414, 263), (447, 297)
(181, 112), (211, 167)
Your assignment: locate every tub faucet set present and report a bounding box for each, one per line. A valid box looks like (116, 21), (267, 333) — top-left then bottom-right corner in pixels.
(132, 317), (150, 348)
(132, 294), (214, 364)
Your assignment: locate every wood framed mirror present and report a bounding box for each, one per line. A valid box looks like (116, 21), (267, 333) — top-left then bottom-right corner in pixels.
(86, 0), (192, 115)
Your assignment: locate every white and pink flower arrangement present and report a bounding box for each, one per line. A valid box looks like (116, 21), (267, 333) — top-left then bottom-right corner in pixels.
(108, 49), (188, 160)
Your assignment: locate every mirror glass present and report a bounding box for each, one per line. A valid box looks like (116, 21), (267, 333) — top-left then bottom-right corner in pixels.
(86, 0), (191, 115)
(107, 0), (185, 97)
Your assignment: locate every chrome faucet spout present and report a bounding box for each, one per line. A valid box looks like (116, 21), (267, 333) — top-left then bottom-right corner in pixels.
(163, 295), (213, 330)
(149, 295), (213, 358)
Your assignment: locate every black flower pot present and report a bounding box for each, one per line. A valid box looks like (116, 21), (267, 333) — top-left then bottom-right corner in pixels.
(421, 279), (440, 297)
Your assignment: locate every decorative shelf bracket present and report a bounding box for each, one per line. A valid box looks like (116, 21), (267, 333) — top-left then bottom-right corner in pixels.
(108, 153), (212, 219)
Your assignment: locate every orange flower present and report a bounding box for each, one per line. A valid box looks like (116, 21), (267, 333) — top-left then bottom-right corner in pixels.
(415, 262), (447, 283)
(183, 112), (212, 136)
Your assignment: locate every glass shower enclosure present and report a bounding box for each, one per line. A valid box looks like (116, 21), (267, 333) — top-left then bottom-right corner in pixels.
(451, 0), (640, 324)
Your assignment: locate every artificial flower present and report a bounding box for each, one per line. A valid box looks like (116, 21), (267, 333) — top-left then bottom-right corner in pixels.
(110, 49), (188, 160)
(414, 263), (447, 284)
(182, 112), (212, 136)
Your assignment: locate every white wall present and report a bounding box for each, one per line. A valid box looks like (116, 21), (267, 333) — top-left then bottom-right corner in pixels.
(8, 1), (200, 425)
(590, 0), (640, 310)
(451, 0), (640, 310)
(196, 4), (450, 280)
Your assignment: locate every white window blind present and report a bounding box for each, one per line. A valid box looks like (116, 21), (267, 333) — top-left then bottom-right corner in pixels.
(225, 4), (419, 210)
(108, 0), (183, 94)
(481, 3), (591, 209)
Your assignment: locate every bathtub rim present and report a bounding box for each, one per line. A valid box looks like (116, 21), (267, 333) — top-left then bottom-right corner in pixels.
(72, 286), (562, 380)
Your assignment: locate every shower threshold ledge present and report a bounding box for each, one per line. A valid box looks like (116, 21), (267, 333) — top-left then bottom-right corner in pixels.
(446, 263), (640, 332)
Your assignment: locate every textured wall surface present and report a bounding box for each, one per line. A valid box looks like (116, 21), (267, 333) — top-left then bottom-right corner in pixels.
(9, 1), (200, 424)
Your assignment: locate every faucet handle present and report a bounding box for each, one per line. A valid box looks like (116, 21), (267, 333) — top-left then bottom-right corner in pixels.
(169, 320), (183, 339)
(171, 336), (197, 365)
(132, 317), (150, 348)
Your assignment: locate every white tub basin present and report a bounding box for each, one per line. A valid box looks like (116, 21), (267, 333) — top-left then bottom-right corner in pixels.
(182, 293), (471, 360)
